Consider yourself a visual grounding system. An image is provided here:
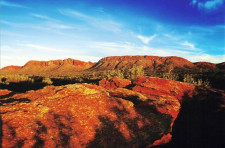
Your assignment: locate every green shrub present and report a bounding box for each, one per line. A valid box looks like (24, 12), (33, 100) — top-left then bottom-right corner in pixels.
(183, 74), (196, 84)
(106, 70), (124, 79)
(126, 65), (144, 80)
(183, 74), (210, 87)
(162, 72), (179, 81)
(42, 78), (53, 85)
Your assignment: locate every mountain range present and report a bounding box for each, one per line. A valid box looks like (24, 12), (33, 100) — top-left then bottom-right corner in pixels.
(1, 56), (224, 75)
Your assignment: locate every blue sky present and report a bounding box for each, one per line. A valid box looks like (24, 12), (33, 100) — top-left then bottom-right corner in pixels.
(0, 0), (224, 67)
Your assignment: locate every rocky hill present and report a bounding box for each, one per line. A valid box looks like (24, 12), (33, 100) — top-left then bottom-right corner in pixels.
(1, 77), (224, 147)
(1, 56), (224, 76)
(0, 58), (95, 76)
(88, 56), (195, 71)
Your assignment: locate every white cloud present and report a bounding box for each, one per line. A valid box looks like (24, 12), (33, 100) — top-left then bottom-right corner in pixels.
(46, 22), (74, 29)
(89, 42), (141, 54)
(0, 55), (100, 68)
(0, 56), (30, 68)
(1, 30), (25, 37)
(88, 41), (225, 64)
(30, 14), (74, 30)
(30, 14), (51, 20)
(137, 34), (157, 44)
(73, 56), (101, 62)
(187, 54), (225, 63)
(191, 0), (224, 10)
(59, 9), (122, 33)
(181, 41), (195, 49)
(88, 41), (195, 57)
(0, 0), (28, 8)
(0, 20), (25, 28)
(21, 44), (71, 53)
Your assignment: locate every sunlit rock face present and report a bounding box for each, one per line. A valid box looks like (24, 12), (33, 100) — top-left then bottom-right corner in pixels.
(0, 77), (224, 148)
(99, 77), (132, 89)
(0, 83), (173, 148)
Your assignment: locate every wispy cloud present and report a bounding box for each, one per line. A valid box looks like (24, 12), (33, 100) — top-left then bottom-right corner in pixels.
(87, 41), (225, 63)
(181, 41), (195, 50)
(0, 0), (28, 8)
(30, 13), (61, 23)
(1, 30), (25, 37)
(30, 14), (51, 20)
(21, 44), (71, 53)
(137, 34), (157, 44)
(59, 9), (122, 33)
(45, 22), (74, 29)
(0, 20), (25, 28)
(30, 13), (74, 29)
(191, 0), (224, 11)
(88, 41), (195, 57)
(0, 55), (101, 68)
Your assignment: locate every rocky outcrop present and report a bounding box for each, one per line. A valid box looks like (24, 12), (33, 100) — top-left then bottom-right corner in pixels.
(0, 83), (174, 148)
(0, 77), (224, 148)
(99, 77), (131, 89)
(133, 77), (195, 101)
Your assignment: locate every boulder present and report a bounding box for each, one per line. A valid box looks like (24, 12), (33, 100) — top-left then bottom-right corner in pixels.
(99, 77), (131, 89)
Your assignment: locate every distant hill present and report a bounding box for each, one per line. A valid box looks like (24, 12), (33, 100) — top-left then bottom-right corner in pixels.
(1, 56), (224, 76)
(88, 56), (224, 73)
(0, 58), (96, 76)
(89, 56), (194, 71)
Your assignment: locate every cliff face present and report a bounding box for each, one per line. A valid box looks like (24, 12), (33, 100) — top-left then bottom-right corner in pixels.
(1, 77), (224, 147)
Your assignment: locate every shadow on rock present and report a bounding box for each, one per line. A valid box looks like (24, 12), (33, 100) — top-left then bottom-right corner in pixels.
(152, 87), (225, 148)
(0, 98), (31, 106)
(0, 92), (17, 99)
(87, 98), (172, 148)
(1, 81), (47, 93)
(0, 115), (2, 148)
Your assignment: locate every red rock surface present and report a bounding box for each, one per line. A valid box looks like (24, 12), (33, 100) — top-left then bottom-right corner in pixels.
(133, 77), (195, 101)
(0, 90), (12, 96)
(0, 83), (174, 148)
(194, 62), (218, 71)
(99, 77), (131, 89)
(1, 77), (224, 148)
